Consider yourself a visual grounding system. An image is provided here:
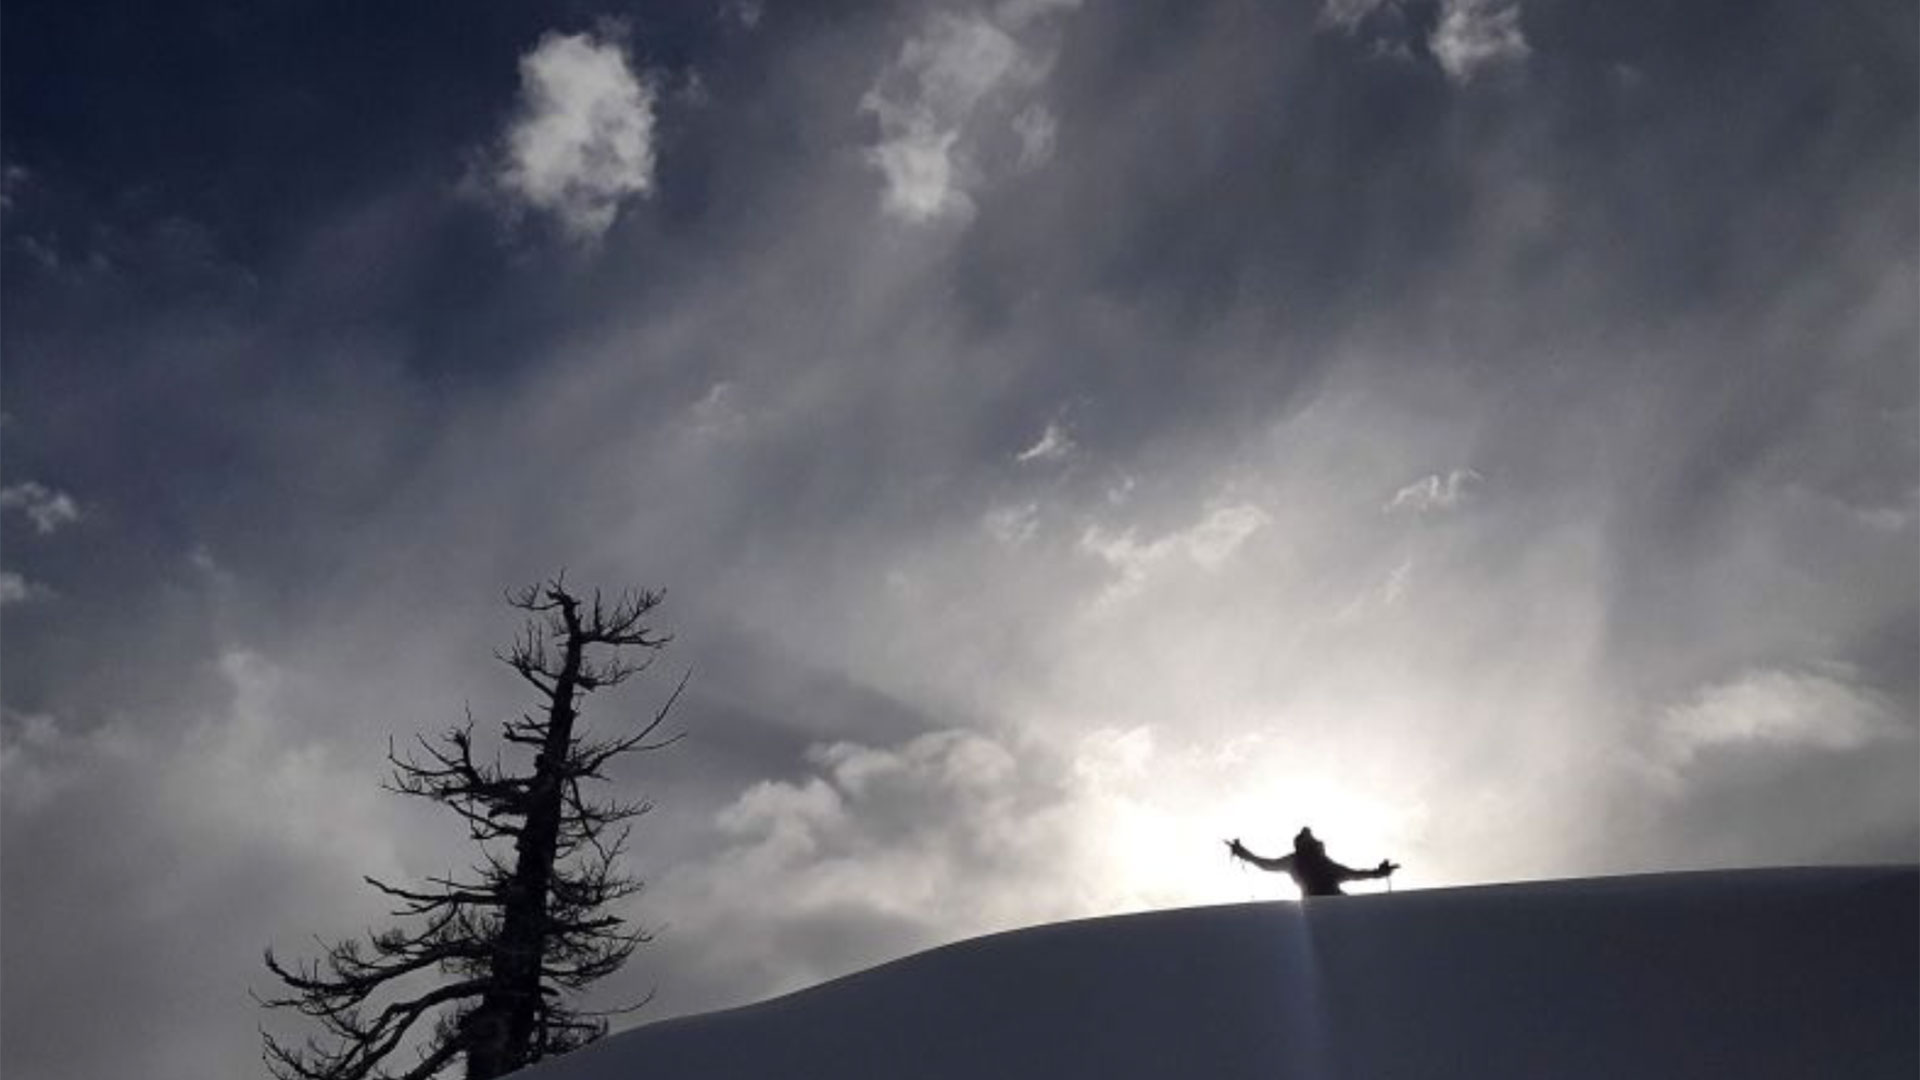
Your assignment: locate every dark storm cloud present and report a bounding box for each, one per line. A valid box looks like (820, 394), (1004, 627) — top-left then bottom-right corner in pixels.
(3, 2), (1913, 1078)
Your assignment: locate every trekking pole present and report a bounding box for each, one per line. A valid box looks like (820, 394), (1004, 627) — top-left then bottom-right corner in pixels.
(1225, 838), (1254, 901)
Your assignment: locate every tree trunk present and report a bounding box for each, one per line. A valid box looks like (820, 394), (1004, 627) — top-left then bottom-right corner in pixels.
(466, 626), (581, 1078)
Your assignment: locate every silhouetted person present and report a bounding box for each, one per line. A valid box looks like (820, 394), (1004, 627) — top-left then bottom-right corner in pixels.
(1226, 826), (1399, 897)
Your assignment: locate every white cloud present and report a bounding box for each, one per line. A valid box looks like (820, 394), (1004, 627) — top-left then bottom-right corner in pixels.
(658, 727), (1075, 1000)
(1317, 0), (1527, 83)
(1011, 104), (1058, 169)
(1184, 504), (1270, 567)
(1658, 666), (1913, 771)
(1, 164), (29, 214)
(1080, 501), (1270, 603)
(0, 710), (78, 812)
(1015, 420), (1074, 463)
(860, 7), (1073, 224)
(1071, 725), (1154, 786)
(495, 31), (657, 242)
(1381, 555), (1415, 604)
(1337, 554), (1418, 622)
(994, 0), (1083, 28)
(1856, 505), (1914, 532)
(1318, 0), (1390, 30)
(705, 729), (1039, 888)
(866, 125), (969, 223)
(723, 0), (763, 30)
(0, 481), (81, 534)
(862, 14), (1018, 223)
(982, 501), (1042, 546)
(812, 731), (1018, 799)
(715, 776), (847, 865)
(1853, 485), (1919, 533)
(2, 649), (400, 865)
(0, 570), (49, 606)
(1385, 467), (1482, 513)
(1430, 0), (1530, 83)
(689, 380), (748, 438)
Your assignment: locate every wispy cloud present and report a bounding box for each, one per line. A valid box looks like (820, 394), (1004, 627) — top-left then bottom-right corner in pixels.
(688, 380), (748, 439)
(1317, 0), (1389, 31)
(1080, 501), (1270, 604)
(1316, 0), (1529, 82)
(982, 501), (1042, 546)
(0, 481), (80, 534)
(0, 570), (49, 606)
(0, 163), (29, 214)
(1385, 468), (1482, 513)
(1010, 103), (1058, 169)
(860, 5), (1074, 224)
(1015, 420), (1075, 464)
(723, 1), (763, 31)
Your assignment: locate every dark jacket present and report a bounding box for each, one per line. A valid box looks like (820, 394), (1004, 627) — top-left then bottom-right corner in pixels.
(1227, 832), (1395, 897)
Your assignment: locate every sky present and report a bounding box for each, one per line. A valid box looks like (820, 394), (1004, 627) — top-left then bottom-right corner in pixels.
(1, 0), (1914, 1077)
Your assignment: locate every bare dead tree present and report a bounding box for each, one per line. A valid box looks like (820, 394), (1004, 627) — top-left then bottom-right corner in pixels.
(260, 576), (687, 1080)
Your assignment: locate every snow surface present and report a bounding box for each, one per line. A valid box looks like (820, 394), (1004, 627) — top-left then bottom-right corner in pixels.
(520, 866), (1916, 1080)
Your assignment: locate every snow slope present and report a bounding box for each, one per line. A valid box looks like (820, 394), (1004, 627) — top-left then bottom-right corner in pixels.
(520, 866), (1916, 1080)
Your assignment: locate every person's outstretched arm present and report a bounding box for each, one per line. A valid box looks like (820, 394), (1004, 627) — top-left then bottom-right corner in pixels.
(1331, 858), (1400, 883)
(1226, 838), (1295, 874)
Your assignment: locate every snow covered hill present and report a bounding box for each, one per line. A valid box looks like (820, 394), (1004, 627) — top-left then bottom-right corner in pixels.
(520, 866), (1916, 1080)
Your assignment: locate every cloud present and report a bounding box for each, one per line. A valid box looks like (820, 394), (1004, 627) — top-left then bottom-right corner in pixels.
(654, 707), (1431, 1013)
(0, 163), (28, 214)
(1182, 504), (1272, 567)
(2, 648), (409, 1079)
(1339, 554), (1418, 620)
(994, 0), (1084, 26)
(1316, 0), (1528, 83)
(862, 14), (1020, 223)
(982, 501), (1042, 546)
(653, 727), (1079, 1000)
(860, 6), (1073, 224)
(0, 480), (80, 534)
(723, 1), (763, 31)
(3, 3), (1913, 1072)
(1014, 419), (1075, 463)
(1658, 666), (1913, 770)
(1638, 665), (1918, 866)
(1429, 0), (1530, 83)
(648, 713), (1297, 1011)
(1010, 104), (1058, 169)
(1317, 0), (1390, 31)
(1079, 501), (1270, 603)
(0, 570), (50, 606)
(1385, 468), (1482, 513)
(688, 380), (748, 439)
(493, 31), (657, 242)
(865, 123), (966, 223)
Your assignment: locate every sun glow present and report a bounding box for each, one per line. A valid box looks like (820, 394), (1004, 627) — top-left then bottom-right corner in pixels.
(1217, 774), (1422, 895)
(1065, 723), (1432, 912)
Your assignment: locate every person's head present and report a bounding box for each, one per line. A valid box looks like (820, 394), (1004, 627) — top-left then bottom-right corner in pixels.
(1294, 827), (1322, 855)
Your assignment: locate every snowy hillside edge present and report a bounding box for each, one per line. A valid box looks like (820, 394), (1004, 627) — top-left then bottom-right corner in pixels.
(520, 866), (1917, 1080)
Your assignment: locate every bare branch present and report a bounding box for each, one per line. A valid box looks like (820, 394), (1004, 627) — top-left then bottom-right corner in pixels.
(262, 576), (685, 1079)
